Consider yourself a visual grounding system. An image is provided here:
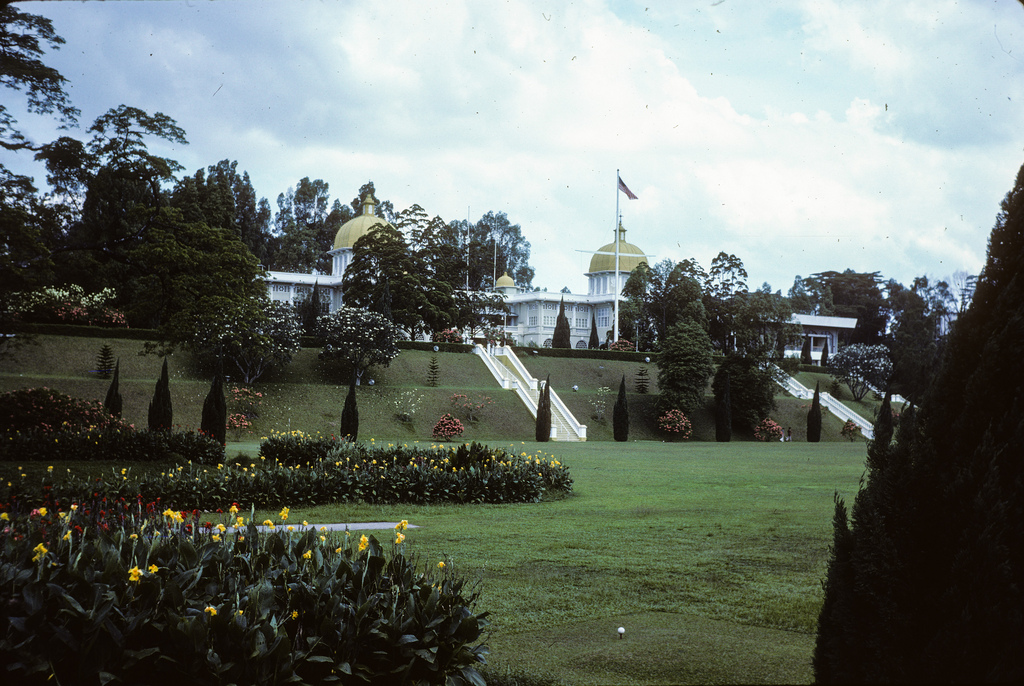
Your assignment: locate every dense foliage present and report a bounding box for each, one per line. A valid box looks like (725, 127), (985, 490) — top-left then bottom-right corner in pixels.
(0, 426), (224, 464)
(806, 382), (822, 443)
(814, 161), (1024, 682)
(826, 343), (892, 401)
(0, 386), (127, 433)
(0, 505), (488, 685)
(712, 354), (777, 432)
(613, 375), (629, 442)
(657, 319), (713, 416)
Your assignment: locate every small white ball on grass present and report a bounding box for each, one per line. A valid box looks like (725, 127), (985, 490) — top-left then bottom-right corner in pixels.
(617, 626), (625, 639)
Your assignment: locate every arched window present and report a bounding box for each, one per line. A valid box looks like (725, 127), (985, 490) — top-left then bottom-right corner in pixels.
(543, 338), (553, 348)
(575, 340), (587, 349)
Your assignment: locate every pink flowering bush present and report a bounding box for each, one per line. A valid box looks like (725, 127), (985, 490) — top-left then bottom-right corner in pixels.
(0, 387), (130, 434)
(432, 414), (465, 441)
(608, 339), (633, 352)
(432, 328), (462, 344)
(12, 286), (128, 328)
(840, 419), (862, 441)
(657, 409), (692, 440)
(226, 413), (253, 440)
(754, 418), (784, 442)
(229, 386), (264, 417)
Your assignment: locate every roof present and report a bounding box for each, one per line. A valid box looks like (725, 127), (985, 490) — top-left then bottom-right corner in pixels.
(333, 192), (394, 250)
(495, 272), (516, 288)
(792, 313), (858, 329)
(588, 227), (648, 273)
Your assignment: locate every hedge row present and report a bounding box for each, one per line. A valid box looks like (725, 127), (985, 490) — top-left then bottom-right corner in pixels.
(0, 427), (225, 464)
(511, 346), (655, 363)
(0, 505), (488, 685)
(12, 322), (158, 340)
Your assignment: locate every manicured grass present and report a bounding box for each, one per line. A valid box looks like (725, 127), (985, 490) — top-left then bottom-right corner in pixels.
(249, 441), (866, 684)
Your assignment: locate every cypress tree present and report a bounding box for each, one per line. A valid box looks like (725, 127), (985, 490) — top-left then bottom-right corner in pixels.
(807, 381), (822, 442)
(535, 375), (551, 442)
(201, 373), (227, 445)
(148, 358), (173, 432)
(553, 297), (571, 348)
(104, 359), (122, 418)
(613, 375), (629, 442)
(588, 313), (600, 349)
(801, 336), (812, 365)
(427, 356), (440, 387)
(820, 338), (830, 368)
(340, 378), (358, 441)
(96, 344), (115, 378)
(814, 161), (1024, 682)
(715, 370), (732, 442)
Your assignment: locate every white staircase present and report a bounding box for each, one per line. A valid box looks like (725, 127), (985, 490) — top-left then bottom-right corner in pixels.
(472, 344), (587, 441)
(773, 366), (876, 440)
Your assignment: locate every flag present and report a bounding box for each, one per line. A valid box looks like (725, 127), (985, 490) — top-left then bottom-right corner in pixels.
(618, 175), (638, 200)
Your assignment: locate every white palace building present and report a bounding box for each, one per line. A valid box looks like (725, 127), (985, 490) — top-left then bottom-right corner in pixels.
(265, 191), (856, 357)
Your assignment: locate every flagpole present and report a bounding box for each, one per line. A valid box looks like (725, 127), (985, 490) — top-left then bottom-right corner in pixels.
(614, 169), (621, 343)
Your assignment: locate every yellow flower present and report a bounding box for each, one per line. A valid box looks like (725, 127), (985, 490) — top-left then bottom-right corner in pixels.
(395, 532), (406, 545)
(32, 543), (48, 562)
(63, 531), (71, 541)
(216, 523), (226, 533)
(148, 564), (158, 574)
(335, 547), (343, 553)
(395, 519), (408, 532)
(438, 561), (445, 569)
(358, 534), (368, 552)
(263, 519), (275, 528)
(287, 526), (294, 532)
(205, 606), (217, 617)
(236, 516), (245, 528)
(38, 507), (47, 517)
(70, 504), (77, 511)
(229, 504), (238, 514)
(0, 513), (8, 521)
(129, 533), (138, 540)
(319, 535), (326, 542)
(128, 566), (142, 582)
(291, 610), (298, 620)
(212, 534), (221, 542)
(302, 550), (312, 560)
(302, 520), (309, 526)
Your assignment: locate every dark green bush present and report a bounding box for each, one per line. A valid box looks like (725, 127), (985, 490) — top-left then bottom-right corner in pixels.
(0, 387), (129, 433)
(0, 508), (488, 685)
(0, 427), (224, 464)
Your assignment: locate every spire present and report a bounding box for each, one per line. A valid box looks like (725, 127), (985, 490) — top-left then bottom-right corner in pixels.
(361, 192), (378, 216)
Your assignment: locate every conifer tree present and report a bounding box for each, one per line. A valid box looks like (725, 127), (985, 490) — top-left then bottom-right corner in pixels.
(147, 358), (173, 431)
(535, 375), (551, 442)
(814, 161), (1024, 682)
(201, 373), (226, 445)
(613, 375), (629, 442)
(715, 370), (732, 442)
(635, 365), (649, 394)
(96, 344), (115, 378)
(801, 336), (812, 365)
(807, 381), (822, 442)
(552, 297), (571, 348)
(426, 356), (440, 387)
(588, 313), (600, 349)
(104, 359), (122, 418)
(820, 338), (830, 368)
(340, 378), (358, 441)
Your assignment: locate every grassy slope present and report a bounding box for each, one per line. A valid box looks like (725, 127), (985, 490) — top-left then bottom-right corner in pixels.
(1, 335), (857, 443)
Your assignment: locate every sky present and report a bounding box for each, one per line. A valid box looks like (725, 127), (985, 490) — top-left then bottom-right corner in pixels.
(10, 0), (1024, 296)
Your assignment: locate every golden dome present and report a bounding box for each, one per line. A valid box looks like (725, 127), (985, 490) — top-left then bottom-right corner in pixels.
(495, 272), (516, 289)
(333, 192), (394, 250)
(588, 226), (647, 273)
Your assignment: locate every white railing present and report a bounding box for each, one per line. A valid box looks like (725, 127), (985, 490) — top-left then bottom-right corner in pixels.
(478, 345), (586, 441)
(773, 366), (875, 440)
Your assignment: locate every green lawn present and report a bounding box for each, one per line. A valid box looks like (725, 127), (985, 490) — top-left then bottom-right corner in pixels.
(249, 441), (866, 685)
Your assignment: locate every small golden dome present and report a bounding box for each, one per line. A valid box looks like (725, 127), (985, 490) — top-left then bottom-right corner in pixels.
(495, 272), (516, 289)
(333, 192), (394, 250)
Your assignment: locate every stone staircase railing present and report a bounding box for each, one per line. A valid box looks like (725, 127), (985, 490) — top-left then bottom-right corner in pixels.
(772, 366), (875, 440)
(472, 345), (587, 441)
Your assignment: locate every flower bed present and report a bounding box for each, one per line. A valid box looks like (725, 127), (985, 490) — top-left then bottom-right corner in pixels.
(0, 504), (488, 684)
(2, 442), (573, 510)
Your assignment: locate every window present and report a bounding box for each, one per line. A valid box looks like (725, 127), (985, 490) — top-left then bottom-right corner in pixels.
(543, 338), (552, 348)
(575, 340), (587, 349)
(597, 307), (610, 327)
(543, 316), (556, 326)
(528, 316), (538, 326)
(575, 318), (587, 329)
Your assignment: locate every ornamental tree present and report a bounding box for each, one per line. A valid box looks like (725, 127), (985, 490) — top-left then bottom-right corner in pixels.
(807, 381), (822, 443)
(318, 306), (399, 385)
(148, 358), (172, 432)
(103, 359), (122, 418)
(552, 297), (571, 348)
(201, 374), (226, 445)
(535, 375), (551, 442)
(827, 343), (892, 401)
(613, 375), (629, 442)
(191, 296), (302, 384)
(657, 320), (714, 416)
(340, 379), (358, 441)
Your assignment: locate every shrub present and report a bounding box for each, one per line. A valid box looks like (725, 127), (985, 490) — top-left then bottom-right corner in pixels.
(608, 339), (633, 352)
(392, 390), (425, 423)
(0, 427), (224, 464)
(340, 380), (358, 441)
(226, 413), (252, 440)
(0, 507), (489, 684)
(0, 387), (130, 433)
(657, 409), (692, 440)
(201, 375), (227, 445)
(148, 358), (173, 432)
(258, 430), (348, 465)
(95, 344), (115, 377)
(613, 376), (629, 442)
(432, 328), (463, 344)
(104, 360), (123, 418)
(807, 382), (823, 443)
(432, 414), (465, 441)
(11, 285), (128, 328)
(449, 393), (494, 423)
(228, 385), (264, 417)
(754, 418), (784, 442)
(840, 419), (861, 441)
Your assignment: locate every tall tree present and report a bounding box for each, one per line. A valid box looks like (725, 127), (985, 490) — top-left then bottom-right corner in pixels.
(815, 161), (1024, 681)
(803, 270), (889, 345)
(273, 178), (345, 274)
(340, 379), (358, 442)
(807, 381), (822, 442)
(712, 354), (776, 432)
(103, 358), (122, 418)
(466, 211), (534, 290)
(657, 320), (714, 416)
(552, 296), (571, 348)
(201, 373), (226, 445)
(147, 358), (172, 431)
(317, 307), (399, 385)
(588, 312), (600, 349)
(613, 375), (629, 442)
(704, 252), (748, 353)
(535, 375), (551, 442)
